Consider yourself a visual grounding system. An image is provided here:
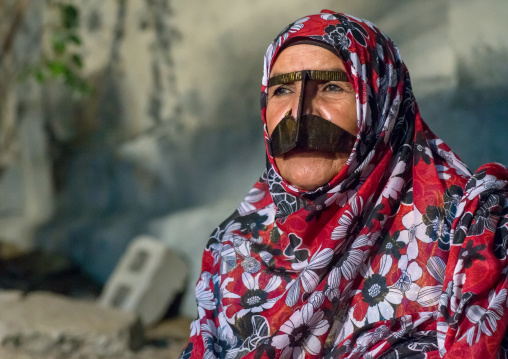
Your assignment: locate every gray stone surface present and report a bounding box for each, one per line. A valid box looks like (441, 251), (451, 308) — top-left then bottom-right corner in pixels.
(0, 292), (143, 357)
(0, 0), (53, 250)
(0, 290), (23, 304)
(100, 235), (188, 326)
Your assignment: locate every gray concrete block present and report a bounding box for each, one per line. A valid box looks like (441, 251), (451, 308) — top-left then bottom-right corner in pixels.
(0, 291), (143, 357)
(99, 235), (188, 326)
(148, 197), (240, 318)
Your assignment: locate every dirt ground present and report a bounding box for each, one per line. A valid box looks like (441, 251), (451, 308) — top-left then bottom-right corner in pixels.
(136, 316), (193, 359)
(0, 316), (193, 359)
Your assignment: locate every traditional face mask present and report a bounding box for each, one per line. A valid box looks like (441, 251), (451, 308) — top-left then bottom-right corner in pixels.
(268, 69), (357, 157)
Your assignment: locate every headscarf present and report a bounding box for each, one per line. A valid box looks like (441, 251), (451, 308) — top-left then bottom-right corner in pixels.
(180, 10), (508, 358)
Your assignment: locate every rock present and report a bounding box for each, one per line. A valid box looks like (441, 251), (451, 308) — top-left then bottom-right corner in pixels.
(0, 291), (143, 357)
(0, 290), (23, 303)
(100, 235), (188, 326)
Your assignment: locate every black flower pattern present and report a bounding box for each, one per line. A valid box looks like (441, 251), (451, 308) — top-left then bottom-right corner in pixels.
(443, 185), (464, 222)
(494, 207), (508, 259)
(238, 212), (269, 238)
(201, 316), (240, 358)
(251, 242), (282, 259)
(368, 92), (381, 133)
(459, 240), (486, 269)
(356, 128), (377, 163)
(304, 194), (328, 222)
(423, 205), (451, 251)
(254, 338), (276, 359)
(390, 78), (416, 157)
(453, 212), (473, 245)
(465, 169), (486, 191)
(390, 114), (412, 155)
(307, 15), (368, 63)
(179, 342), (193, 359)
(444, 291), (475, 329)
(382, 335), (438, 359)
(320, 25), (351, 61)
(332, 13), (370, 46)
(369, 45), (382, 80)
(362, 274), (389, 305)
(267, 168), (304, 218)
(366, 203), (386, 229)
(265, 263), (292, 284)
(414, 131), (431, 166)
(402, 184), (414, 205)
(203, 334), (235, 358)
(341, 169), (363, 193)
(379, 230), (405, 260)
(269, 227), (280, 244)
(468, 193), (504, 236)
(240, 289), (269, 311)
(283, 233), (309, 264)
(235, 314), (270, 352)
(402, 77), (416, 115)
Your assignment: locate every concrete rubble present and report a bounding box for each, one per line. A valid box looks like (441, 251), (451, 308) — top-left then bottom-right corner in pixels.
(0, 291), (144, 358)
(0, 290), (192, 358)
(0, 240), (191, 358)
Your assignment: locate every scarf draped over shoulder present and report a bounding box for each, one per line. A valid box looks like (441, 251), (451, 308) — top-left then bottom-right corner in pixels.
(180, 10), (508, 359)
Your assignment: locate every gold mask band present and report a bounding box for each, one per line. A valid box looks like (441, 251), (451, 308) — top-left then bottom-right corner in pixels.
(268, 70), (349, 87)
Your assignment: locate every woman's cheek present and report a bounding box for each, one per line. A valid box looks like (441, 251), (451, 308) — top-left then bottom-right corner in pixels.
(266, 106), (283, 135)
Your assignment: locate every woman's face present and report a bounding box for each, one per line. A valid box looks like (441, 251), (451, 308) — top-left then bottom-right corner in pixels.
(266, 44), (358, 191)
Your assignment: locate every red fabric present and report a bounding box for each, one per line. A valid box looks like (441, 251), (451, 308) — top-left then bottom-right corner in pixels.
(180, 10), (508, 359)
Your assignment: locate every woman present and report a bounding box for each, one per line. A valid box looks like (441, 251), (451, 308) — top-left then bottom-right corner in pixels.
(180, 10), (508, 358)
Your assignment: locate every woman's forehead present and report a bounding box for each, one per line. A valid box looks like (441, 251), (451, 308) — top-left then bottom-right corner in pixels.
(270, 44), (346, 78)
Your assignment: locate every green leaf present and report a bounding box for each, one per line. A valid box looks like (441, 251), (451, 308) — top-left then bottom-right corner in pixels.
(71, 54), (83, 68)
(68, 34), (82, 45)
(35, 70), (46, 83)
(51, 32), (67, 55)
(46, 60), (68, 77)
(59, 4), (79, 29)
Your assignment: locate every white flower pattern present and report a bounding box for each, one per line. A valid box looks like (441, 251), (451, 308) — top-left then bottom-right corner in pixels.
(272, 304), (330, 358)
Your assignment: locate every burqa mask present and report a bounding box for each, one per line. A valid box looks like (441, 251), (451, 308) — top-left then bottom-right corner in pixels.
(267, 44), (357, 157)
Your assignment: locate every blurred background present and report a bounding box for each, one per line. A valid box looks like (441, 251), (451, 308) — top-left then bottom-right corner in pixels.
(0, 0), (507, 334)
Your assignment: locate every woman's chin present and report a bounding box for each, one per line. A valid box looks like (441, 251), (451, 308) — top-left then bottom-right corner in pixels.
(275, 152), (346, 191)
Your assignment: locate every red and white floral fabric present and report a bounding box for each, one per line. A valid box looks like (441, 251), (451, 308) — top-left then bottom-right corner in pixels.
(180, 10), (508, 358)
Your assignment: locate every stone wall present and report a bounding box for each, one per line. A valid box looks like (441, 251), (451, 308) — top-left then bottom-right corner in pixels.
(0, 0), (506, 319)
(0, 0), (53, 249)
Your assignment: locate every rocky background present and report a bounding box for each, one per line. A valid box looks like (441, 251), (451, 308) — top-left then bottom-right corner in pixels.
(0, 0), (507, 357)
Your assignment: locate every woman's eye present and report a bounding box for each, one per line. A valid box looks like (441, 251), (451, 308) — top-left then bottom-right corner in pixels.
(272, 86), (292, 96)
(323, 83), (343, 92)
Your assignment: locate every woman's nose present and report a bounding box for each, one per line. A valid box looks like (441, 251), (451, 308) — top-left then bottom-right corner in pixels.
(301, 82), (318, 116)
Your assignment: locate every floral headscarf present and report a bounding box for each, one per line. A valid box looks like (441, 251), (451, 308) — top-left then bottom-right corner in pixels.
(180, 10), (508, 358)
